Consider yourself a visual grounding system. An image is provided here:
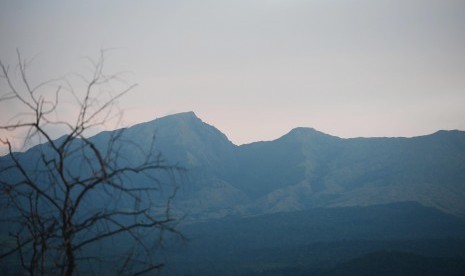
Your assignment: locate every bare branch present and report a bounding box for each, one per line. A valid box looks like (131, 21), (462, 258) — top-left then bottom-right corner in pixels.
(0, 51), (183, 275)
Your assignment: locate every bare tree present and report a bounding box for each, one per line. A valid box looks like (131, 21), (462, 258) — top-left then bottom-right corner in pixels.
(0, 50), (183, 275)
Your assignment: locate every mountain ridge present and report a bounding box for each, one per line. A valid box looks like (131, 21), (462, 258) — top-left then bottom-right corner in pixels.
(123, 111), (465, 145)
(2, 111), (465, 218)
(126, 112), (465, 218)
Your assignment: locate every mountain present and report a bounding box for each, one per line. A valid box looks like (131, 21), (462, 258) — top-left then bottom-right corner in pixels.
(2, 111), (465, 219)
(105, 112), (465, 218)
(2, 111), (465, 274)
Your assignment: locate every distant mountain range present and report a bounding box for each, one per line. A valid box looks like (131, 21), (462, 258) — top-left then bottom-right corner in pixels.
(2, 111), (465, 275)
(102, 111), (465, 219)
(7, 111), (464, 219)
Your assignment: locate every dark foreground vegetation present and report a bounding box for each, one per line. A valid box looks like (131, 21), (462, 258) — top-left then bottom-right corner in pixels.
(248, 251), (465, 276)
(162, 203), (465, 276)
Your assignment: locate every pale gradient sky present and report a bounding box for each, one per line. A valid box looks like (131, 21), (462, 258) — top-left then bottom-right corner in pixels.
(1, 0), (465, 147)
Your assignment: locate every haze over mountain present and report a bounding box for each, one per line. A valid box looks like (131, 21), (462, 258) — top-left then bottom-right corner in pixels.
(4, 111), (464, 219)
(105, 111), (465, 219)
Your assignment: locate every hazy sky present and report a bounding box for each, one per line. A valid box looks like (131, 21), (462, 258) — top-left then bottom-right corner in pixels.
(1, 0), (465, 145)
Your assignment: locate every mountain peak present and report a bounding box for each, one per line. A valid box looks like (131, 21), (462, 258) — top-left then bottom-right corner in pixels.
(161, 111), (200, 121)
(282, 127), (336, 140)
(151, 111), (234, 147)
(431, 129), (463, 136)
(288, 127), (318, 135)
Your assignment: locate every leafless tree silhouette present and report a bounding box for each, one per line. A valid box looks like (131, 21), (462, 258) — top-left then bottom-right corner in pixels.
(0, 50), (183, 275)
